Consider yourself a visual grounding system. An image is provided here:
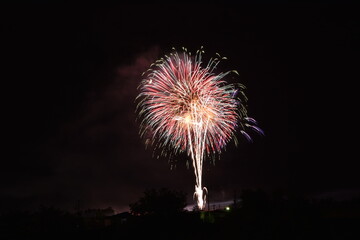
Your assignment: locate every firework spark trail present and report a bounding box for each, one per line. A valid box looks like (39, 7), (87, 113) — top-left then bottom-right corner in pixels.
(136, 47), (263, 210)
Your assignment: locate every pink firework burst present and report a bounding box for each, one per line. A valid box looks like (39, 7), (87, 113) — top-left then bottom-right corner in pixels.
(136, 47), (263, 210)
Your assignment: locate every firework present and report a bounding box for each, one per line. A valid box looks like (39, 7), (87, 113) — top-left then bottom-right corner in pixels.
(136, 47), (263, 210)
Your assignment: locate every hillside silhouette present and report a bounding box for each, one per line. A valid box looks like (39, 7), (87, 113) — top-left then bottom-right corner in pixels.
(1, 188), (359, 240)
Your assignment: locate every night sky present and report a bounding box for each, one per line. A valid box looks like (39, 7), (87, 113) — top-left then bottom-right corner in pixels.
(2, 3), (359, 213)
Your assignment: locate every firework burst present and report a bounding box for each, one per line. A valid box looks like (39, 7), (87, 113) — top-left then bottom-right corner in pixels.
(136, 47), (263, 210)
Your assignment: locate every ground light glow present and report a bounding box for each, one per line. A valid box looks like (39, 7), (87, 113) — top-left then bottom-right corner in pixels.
(136, 47), (263, 210)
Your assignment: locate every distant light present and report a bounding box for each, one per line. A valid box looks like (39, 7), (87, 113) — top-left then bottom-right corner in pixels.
(225, 206), (230, 211)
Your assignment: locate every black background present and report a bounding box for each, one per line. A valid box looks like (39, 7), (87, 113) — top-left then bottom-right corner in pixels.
(1, 3), (359, 213)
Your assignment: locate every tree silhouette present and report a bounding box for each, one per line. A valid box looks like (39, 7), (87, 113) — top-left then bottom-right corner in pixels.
(129, 188), (187, 216)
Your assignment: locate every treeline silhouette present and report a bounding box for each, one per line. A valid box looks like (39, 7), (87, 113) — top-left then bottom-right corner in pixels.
(1, 188), (359, 240)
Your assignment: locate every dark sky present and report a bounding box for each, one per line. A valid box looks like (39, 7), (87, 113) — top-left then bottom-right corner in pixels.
(2, 3), (359, 213)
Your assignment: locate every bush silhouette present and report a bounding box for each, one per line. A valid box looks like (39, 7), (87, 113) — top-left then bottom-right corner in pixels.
(129, 188), (187, 216)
